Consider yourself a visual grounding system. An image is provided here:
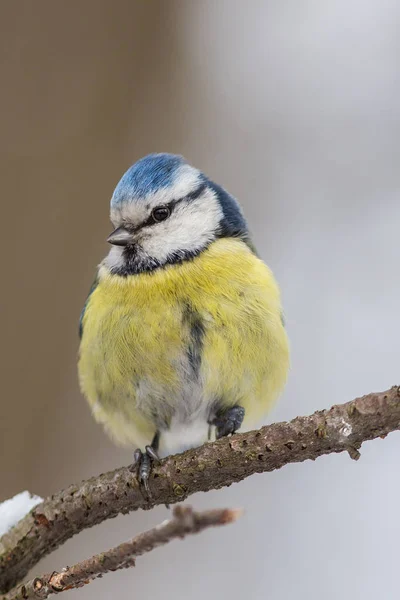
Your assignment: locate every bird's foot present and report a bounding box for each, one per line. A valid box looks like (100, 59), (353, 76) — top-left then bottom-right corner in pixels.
(129, 444), (161, 499)
(211, 405), (245, 439)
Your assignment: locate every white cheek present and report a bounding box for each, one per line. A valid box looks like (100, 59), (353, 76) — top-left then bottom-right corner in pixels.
(141, 192), (223, 261)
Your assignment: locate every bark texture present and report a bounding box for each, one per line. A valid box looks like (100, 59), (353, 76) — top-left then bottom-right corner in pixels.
(3, 506), (240, 600)
(1, 386), (399, 594)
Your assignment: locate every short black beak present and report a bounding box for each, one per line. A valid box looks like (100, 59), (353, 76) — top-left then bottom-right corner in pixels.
(107, 226), (134, 246)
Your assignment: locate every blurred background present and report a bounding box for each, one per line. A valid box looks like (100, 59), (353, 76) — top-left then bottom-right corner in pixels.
(1, 1), (399, 598)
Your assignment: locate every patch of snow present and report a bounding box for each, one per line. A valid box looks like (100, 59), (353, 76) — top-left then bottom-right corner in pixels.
(0, 491), (43, 536)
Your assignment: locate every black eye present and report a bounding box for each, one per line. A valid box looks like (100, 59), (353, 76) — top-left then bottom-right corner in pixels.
(151, 206), (171, 222)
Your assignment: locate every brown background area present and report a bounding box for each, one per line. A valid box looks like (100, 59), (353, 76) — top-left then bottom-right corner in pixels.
(1, 2), (400, 599)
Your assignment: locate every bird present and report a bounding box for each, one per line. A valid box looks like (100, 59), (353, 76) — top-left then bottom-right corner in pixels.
(78, 153), (289, 493)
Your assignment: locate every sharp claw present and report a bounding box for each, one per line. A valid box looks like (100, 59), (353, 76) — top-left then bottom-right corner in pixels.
(145, 445), (161, 463)
(142, 475), (151, 499)
(130, 443), (160, 500)
(129, 448), (143, 473)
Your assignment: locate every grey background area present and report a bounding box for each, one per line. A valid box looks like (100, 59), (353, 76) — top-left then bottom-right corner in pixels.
(1, 1), (399, 599)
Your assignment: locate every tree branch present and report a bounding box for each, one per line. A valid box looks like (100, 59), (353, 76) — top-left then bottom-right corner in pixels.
(1, 386), (399, 594)
(3, 505), (241, 600)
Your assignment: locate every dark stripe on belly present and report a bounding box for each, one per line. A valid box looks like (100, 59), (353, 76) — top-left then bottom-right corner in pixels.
(182, 304), (205, 377)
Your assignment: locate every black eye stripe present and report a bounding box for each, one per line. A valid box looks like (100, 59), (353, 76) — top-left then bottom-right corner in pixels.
(140, 182), (208, 229)
(185, 182), (207, 201)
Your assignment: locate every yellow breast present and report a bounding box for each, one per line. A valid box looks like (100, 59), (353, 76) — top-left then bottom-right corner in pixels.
(78, 238), (289, 449)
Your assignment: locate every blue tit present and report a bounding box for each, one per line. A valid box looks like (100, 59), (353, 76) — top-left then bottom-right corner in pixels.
(78, 153), (289, 490)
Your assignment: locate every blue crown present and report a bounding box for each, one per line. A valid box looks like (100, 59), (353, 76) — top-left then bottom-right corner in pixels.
(111, 153), (186, 206)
